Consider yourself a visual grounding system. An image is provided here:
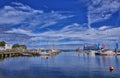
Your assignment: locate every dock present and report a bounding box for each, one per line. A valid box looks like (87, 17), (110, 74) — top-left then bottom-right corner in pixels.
(0, 51), (22, 58)
(0, 49), (38, 58)
(115, 52), (120, 55)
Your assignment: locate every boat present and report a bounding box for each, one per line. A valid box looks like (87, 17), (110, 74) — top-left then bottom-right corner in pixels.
(22, 53), (32, 56)
(39, 52), (51, 56)
(38, 48), (51, 56)
(89, 50), (97, 55)
(49, 41), (61, 54)
(95, 42), (115, 55)
(95, 49), (115, 55)
(50, 49), (61, 53)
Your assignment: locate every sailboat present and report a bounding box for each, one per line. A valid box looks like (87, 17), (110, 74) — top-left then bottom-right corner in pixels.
(49, 41), (61, 54)
(95, 42), (115, 55)
(39, 49), (51, 56)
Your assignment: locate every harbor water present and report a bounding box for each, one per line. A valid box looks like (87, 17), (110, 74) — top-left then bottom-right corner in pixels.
(0, 52), (120, 78)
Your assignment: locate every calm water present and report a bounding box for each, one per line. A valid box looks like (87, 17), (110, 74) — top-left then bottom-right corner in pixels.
(0, 52), (120, 78)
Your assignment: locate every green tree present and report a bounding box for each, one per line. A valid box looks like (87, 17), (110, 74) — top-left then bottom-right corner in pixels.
(20, 45), (27, 49)
(12, 44), (27, 49)
(12, 44), (20, 49)
(0, 41), (6, 46)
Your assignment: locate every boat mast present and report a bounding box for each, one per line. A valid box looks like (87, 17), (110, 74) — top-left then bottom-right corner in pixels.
(115, 6), (120, 51)
(52, 40), (55, 50)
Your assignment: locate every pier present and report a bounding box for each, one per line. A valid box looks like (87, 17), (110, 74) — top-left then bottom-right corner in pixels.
(0, 49), (61, 59)
(0, 51), (22, 58)
(0, 49), (36, 58)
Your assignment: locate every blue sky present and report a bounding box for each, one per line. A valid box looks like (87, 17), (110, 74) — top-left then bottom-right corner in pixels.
(0, 0), (120, 48)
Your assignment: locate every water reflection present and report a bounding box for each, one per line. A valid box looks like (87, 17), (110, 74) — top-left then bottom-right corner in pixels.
(0, 52), (120, 78)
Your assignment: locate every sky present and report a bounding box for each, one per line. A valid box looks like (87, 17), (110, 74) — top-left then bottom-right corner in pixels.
(0, 0), (120, 48)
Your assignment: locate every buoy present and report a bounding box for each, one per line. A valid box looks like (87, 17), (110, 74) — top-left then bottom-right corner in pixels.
(109, 66), (114, 72)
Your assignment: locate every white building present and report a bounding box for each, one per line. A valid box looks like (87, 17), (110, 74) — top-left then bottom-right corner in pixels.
(0, 46), (5, 51)
(0, 44), (12, 51)
(5, 44), (12, 50)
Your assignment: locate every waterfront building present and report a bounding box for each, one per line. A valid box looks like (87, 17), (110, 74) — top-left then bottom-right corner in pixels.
(0, 46), (5, 51)
(0, 43), (12, 51)
(5, 44), (12, 50)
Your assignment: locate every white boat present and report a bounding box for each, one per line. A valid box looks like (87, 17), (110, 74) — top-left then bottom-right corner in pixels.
(49, 41), (61, 53)
(87, 50), (97, 55)
(22, 53), (32, 56)
(39, 52), (51, 56)
(101, 50), (115, 55)
(38, 49), (51, 56)
(50, 49), (61, 53)
(95, 50), (115, 55)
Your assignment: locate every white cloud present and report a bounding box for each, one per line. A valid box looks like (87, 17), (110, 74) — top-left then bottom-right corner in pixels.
(29, 24), (120, 41)
(98, 26), (111, 30)
(0, 2), (74, 28)
(6, 28), (32, 35)
(87, 0), (120, 28)
(40, 21), (57, 29)
(0, 6), (26, 25)
(5, 23), (120, 46)
(1, 1), (120, 47)
(0, 2), (75, 46)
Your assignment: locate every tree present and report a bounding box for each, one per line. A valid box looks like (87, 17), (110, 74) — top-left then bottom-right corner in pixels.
(12, 44), (27, 49)
(20, 45), (27, 49)
(0, 41), (6, 46)
(12, 44), (20, 49)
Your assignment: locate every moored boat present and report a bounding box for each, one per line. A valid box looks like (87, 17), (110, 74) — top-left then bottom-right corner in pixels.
(95, 49), (115, 55)
(22, 53), (32, 56)
(49, 49), (61, 53)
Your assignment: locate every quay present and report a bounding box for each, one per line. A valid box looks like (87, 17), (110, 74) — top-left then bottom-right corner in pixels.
(0, 51), (22, 58)
(115, 52), (120, 55)
(0, 48), (61, 59)
(0, 49), (38, 58)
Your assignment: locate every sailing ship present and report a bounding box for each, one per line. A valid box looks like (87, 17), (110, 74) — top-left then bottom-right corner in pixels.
(39, 49), (51, 56)
(49, 41), (61, 54)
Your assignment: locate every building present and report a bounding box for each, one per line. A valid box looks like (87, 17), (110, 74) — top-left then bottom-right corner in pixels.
(0, 44), (12, 51)
(0, 46), (5, 51)
(5, 44), (12, 50)
(83, 44), (99, 50)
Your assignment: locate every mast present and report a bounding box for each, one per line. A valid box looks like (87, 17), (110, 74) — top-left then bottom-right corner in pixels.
(102, 41), (105, 49)
(114, 6), (120, 52)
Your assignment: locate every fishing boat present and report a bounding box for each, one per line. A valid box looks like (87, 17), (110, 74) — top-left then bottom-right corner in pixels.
(96, 49), (115, 55)
(95, 43), (115, 55)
